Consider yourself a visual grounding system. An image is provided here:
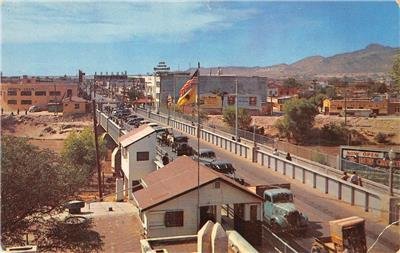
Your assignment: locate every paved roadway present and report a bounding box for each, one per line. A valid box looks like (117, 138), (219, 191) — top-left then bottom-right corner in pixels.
(148, 120), (399, 253)
(98, 97), (399, 252)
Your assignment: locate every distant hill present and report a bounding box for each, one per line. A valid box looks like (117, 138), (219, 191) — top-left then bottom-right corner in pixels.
(193, 44), (399, 79)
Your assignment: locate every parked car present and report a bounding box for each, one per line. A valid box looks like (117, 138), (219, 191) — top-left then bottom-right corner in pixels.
(175, 142), (193, 156)
(204, 160), (245, 185)
(193, 148), (216, 164)
(28, 105), (43, 112)
(139, 120), (151, 125)
(126, 117), (144, 124)
(171, 135), (189, 151)
(263, 187), (308, 233)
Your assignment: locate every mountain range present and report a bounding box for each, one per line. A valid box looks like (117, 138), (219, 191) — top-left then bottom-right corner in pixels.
(194, 44), (398, 79)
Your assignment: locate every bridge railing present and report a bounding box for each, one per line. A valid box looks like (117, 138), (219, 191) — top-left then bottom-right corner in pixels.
(135, 107), (386, 216)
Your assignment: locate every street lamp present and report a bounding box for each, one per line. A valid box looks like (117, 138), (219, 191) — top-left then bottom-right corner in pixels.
(388, 149), (396, 196)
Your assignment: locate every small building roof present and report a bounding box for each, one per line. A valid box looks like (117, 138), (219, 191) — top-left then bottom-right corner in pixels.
(119, 125), (155, 148)
(134, 156), (263, 211)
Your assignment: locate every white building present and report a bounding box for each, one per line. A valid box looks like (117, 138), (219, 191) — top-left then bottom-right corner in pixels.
(144, 75), (159, 110)
(133, 156), (263, 245)
(119, 125), (158, 199)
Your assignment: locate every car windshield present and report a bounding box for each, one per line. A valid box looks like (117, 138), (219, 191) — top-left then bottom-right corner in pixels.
(273, 193), (293, 203)
(215, 163), (235, 174)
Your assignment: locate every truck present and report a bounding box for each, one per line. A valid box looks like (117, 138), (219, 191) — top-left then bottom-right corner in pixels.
(311, 216), (366, 253)
(256, 184), (308, 233)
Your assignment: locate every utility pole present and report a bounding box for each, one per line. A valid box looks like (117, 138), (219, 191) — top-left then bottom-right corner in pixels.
(344, 82), (347, 126)
(173, 75), (176, 120)
(235, 78), (239, 141)
(196, 62), (201, 230)
(92, 100), (103, 200)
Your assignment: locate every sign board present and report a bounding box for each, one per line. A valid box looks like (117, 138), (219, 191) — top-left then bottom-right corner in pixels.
(340, 146), (400, 170)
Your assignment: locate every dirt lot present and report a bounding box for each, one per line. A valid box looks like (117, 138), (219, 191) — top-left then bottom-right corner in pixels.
(206, 114), (400, 145)
(1, 112), (116, 202)
(1, 112), (92, 153)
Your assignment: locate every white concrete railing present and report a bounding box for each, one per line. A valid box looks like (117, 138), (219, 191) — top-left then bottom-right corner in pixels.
(133, 108), (385, 216)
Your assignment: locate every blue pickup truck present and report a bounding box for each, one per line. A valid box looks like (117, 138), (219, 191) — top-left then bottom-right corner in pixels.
(260, 185), (308, 233)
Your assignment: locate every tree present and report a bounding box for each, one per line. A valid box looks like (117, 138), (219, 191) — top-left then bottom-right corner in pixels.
(320, 123), (349, 145)
(223, 106), (252, 130)
(1, 136), (83, 244)
(308, 93), (327, 108)
(62, 127), (106, 179)
(283, 77), (302, 88)
(390, 52), (400, 92)
(274, 98), (318, 143)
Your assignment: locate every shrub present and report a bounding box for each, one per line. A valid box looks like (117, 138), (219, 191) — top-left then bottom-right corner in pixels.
(374, 132), (388, 143)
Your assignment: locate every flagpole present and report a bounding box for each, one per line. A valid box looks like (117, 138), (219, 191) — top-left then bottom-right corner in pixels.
(197, 62), (201, 230)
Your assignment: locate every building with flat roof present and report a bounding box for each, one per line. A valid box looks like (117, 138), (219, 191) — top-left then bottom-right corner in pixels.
(0, 76), (78, 111)
(323, 97), (389, 115)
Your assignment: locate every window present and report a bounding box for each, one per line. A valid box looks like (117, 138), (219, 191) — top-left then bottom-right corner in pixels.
(7, 100), (17, 105)
(214, 181), (220, 189)
(67, 89), (72, 97)
(249, 97), (257, 106)
(35, 91), (46, 96)
(264, 194), (271, 202)
(21, 100), (32, 105)
(20, 91), (32, 96)
(7, 90), (17, 96)
(164, 211), (184, 227)
(49, 91), (61, 96)
(74, 103), (80, 109)
(227, 96), (235, 105)
(137, 151), (149, 161)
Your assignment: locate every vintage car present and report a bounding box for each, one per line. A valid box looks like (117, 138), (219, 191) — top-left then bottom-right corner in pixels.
(204, 160), (246, 185)
(192, 148), (216, 164)
(175, 142), (193, 156)
(263, 188), (308, 233)
(171, 135), (189, 151)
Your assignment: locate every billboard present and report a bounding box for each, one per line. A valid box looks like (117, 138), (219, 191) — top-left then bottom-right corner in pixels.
(340, 146), (400, 169)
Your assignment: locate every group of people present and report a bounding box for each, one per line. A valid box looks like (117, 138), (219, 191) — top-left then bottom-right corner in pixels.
(273, 147), (363, 187)
(341, 171), (363, 186)
(273, 148), (292, 161)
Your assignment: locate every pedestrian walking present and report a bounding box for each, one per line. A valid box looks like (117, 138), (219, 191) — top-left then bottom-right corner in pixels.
(17, 108), (20, 115)
(162, 153), (169, 165)
(341, 171), (349, 181)
(286, 152), (292, 161)
(25, 109), (28, 115)
(1, 108), (3, 115)
(350, 171), (360, 185)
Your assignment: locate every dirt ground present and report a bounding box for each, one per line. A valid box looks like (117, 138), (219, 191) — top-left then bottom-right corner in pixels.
(206, 114), (400, 145)
(1, 112), (92, 153)
(1, 112), (116, 202)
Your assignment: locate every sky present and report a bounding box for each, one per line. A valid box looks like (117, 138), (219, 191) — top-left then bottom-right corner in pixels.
(1, 1), (399, 76)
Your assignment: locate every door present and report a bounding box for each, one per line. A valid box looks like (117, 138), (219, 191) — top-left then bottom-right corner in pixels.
(200, 205), (216, 228)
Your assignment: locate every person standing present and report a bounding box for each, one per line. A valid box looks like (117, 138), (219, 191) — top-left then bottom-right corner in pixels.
(286, 152), (292, 161)
(341, 171), (349, 181)
(273, 148), (279, 156)
(17, 108), (20, 115)
(350, 171), (360, 185)
(1, 108), (3, 115)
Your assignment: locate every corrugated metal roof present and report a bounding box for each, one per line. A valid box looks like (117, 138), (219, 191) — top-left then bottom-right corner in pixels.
(119, 125), (155, 148)
(134, 156), (263, 211)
